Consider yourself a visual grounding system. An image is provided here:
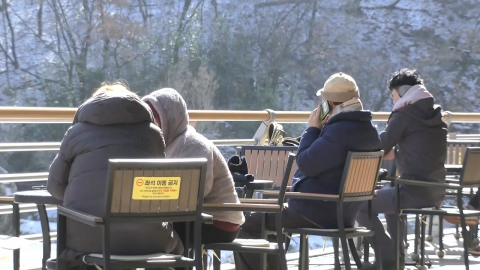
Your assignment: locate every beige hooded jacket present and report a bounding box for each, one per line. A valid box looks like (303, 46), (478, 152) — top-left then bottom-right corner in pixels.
(142, 88), (244, 226)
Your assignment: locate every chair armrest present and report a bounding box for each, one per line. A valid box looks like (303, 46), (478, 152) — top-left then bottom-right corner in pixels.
(201, 213), (213, 224)
(58, 206), (104, 227)
(376, 181), (393, 188)
(239, 199), (278, 204)
(395, 179), (461, 190)
(378, 180), (394, 185)
(284, 192), (339, 201)
(203, 203), (281, 213)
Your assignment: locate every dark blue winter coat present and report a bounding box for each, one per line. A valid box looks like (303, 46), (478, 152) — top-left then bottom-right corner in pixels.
(288, 111), (381, 228)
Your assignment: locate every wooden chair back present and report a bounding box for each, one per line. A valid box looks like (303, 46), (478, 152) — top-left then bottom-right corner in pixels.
(459, 147), (480, 187)
(105, 158), (207, 219)
(241, 146), (298, 188)
(384, 139), (480, 177)
(446, 140), (480, 165)
(274, 153), (296, 205)
(340, 151), (384, 198)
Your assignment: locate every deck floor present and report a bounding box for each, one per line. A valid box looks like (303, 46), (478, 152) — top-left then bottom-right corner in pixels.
(1, 229), (479, 269)
(220, 228), (479, 269)
(284, 228), (480, 269)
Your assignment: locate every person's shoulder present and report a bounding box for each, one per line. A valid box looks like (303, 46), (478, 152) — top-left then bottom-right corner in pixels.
(185, 128), (215, 148)
(387, 110), (407, 122)
(324, 117), (364, 132)
(328, 117), (376, 138)
(144, 122), (165, 138)
(65, 123), (88, 140)
(173, 130), (211, 156)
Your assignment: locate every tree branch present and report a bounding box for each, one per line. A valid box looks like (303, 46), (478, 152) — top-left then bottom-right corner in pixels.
(9, 7), (71, 73)
(138, 0), (149, 28)
(173, 0), (193, 64)
(19, 66), (67, 87)
(1, 0), (19, 68)
(255, 0), (321, 9)
(37, 0), (44, 37)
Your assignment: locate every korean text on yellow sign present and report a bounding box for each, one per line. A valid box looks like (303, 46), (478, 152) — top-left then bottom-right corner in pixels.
(132, 177), (181, 200)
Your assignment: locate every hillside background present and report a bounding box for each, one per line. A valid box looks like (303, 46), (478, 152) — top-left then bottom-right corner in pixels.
(1, 0), (479, 173)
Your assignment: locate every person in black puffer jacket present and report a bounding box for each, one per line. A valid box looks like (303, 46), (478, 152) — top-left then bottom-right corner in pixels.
(357, 69), (447, 270)
(47, 82), (183, 269)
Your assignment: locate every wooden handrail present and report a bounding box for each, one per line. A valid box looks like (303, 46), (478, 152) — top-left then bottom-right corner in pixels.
(1, 106), (480, 123)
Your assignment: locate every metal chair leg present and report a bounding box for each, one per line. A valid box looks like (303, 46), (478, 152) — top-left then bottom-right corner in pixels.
(412, 215), (420, 262)
(455, 224), (461, 239)
(37, 204), (51, 270)
(363, 237), (370, 264)
(340, 236), (351, 270)
(213, 249), (221, 270)
(12, 203), (20, 270)
(461, 222), (470, 270)
(420, 215), (427, 267)
(333, 238), (340, 270)
(275, 217), (288, 270)
(356, 236), (363, 254)
(437, 216), (445, 258)
(371, 233), (382, 270)
(348, 238), (362, 269)
(285, 233), (292, 250)
(404, 224), (409, 248)
(299, 234), (309, 270)
(203, 253), (209, 269)
(427, 214), (434, 241)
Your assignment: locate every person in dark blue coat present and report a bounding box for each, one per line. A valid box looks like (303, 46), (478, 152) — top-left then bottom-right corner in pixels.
(235, 72), (381, 270)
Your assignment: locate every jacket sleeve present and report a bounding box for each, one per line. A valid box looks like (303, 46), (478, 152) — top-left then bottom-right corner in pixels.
(210, 147), (240, 203)
(296, 126), (346, 177)
(47, 127), (74, 200)
(379, 112), (408, 153)
(175, 143), (214, 197)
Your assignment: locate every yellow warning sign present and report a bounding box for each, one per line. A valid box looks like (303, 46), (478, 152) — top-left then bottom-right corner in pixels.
(132, 177), (181, 200)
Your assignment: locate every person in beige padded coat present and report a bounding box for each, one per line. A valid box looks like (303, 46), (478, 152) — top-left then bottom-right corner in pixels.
(142, 88), (245, 245)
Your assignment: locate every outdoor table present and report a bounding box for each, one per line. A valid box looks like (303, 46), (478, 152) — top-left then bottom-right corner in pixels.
(234, 180), (274, 198)
(14, 190), (62, 270)
(445, 164), (462, 175)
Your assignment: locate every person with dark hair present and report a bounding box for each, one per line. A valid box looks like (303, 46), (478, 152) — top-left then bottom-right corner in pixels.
(357, 68), (448, 269)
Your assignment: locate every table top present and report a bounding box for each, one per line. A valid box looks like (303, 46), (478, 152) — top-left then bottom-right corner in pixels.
(234, 180), (274, 190)
(14, 190), (62, 205)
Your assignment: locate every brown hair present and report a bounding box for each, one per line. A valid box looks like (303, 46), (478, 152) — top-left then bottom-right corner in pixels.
(91, 80), (138, 98)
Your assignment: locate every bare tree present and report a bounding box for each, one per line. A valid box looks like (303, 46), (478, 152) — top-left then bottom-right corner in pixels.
(0, 0), (19, 69)
(37, 0), (44, 37)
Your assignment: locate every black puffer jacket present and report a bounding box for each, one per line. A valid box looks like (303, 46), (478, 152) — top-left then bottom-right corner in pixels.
(47, 92), (183, 263)
(380, 97), (447, 204)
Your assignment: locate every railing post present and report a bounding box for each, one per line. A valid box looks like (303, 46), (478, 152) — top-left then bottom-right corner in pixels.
(252, 109), (276, 145)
